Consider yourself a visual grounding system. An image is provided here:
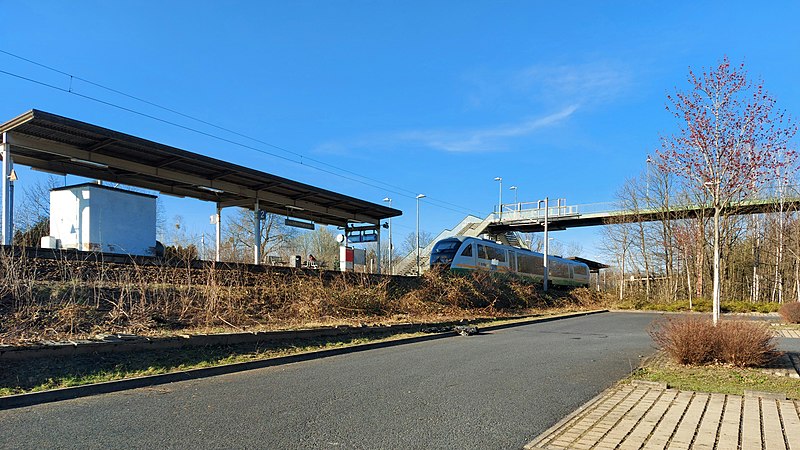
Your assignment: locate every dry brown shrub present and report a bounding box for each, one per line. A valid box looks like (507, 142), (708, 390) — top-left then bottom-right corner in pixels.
(715, 321), (777, 367)
(649, 317), (718, 365)
(0, 250), (607, 343)
(570, 288), (610, 308)
(650, 317), (778, 367)
(779, 301), (800, 323)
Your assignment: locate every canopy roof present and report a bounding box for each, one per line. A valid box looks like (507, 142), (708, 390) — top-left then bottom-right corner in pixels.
(0, 110), (401, 226)
(566, 256), (610, 273)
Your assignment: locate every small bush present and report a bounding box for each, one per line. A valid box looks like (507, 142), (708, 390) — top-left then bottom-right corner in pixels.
(715, 321), (776, 367)
(649, 317), (778, 367)
(779, 302), (800, 324)
(649, 317), (717, 365)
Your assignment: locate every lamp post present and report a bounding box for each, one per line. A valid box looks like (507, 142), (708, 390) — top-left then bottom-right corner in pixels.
(494, 177), (502, 220)
(383, 197), (393, 275)
(416, 194), (426, 276)
(509, 185), (518, 213)
(538, 197), (550, 291)
(646, 155), (652, 202)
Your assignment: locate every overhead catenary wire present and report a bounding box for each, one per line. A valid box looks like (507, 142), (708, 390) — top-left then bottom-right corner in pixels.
(0, 49), (483, 218)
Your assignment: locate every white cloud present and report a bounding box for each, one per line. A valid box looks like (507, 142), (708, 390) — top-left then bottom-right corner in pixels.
(394, 105), (578, 153)
(514, 61), (634, 107)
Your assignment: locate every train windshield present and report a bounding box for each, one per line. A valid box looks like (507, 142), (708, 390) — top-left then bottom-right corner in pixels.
(432, 240), (461, 253)
(430, 239), (461, 267)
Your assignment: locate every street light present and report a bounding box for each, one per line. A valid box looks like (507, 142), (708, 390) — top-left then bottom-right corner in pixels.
(416, 194), (426, 276)
(383, 197), (393, 275)
(537, 197), (550, 292)
(646, 155), (652, 201)
(509, 185), (518, 212)
(494, 177), (502, 220)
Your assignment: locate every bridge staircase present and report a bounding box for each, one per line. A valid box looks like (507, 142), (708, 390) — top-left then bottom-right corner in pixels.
(393, 215), (482, 276)
(394, 214), (528, 276)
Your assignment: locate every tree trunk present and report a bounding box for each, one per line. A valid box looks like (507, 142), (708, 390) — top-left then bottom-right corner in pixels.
(696, 218), (705, 297)
(752, 219), (760, 303)
(712, 206), (721, 325)
(686, 254), (693, 310)
(772, 191), (785, 303)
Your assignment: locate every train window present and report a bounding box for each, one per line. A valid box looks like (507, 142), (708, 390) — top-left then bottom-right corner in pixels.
(477, 244), (490, 260)
(486, 246), (506, 262)
(432, 240), (461, 252)
(518, 254), (533, 274)
(573, 265), (588, 276)
(550, 260), (570, 278)
(533, 255), (544, 275)
(460, 244), (473, 257)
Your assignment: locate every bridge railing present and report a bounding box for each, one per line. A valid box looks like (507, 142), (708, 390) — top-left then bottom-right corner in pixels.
(497, 191), (800, 224)
(498, 202), (581, 221)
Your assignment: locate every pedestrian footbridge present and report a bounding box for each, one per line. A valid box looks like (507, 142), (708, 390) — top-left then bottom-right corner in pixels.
(394, 195), (800, 276)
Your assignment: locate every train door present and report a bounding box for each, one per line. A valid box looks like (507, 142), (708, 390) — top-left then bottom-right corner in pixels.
(476, 243), (491, 269)
(455, 241), (476, 269)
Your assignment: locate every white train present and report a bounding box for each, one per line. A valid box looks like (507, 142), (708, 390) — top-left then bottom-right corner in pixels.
(429, 236), (590, 288)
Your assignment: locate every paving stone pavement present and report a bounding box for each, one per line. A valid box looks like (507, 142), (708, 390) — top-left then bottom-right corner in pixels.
(776, 329), (800, 339)
(525, 384), (800, 450)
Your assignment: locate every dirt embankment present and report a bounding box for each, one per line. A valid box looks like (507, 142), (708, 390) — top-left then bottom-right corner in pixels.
(0, 252), (608, 344)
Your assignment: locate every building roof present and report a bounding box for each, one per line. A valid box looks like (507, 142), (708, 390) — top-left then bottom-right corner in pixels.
(51, 182), (159, 199)
(0, 109), (401, 226)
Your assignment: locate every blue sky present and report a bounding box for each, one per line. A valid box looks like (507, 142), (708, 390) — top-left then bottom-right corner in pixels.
(2, 1), (799, 260)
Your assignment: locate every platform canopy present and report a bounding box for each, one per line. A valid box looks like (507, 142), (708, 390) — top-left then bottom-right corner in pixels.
(0, 109), (401, 227)
(566, 256), (610, 273)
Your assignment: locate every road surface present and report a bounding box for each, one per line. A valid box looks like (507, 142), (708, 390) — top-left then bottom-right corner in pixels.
(0, 312), (663, 449)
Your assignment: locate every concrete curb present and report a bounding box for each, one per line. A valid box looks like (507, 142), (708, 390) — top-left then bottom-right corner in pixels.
(0, 309), (608, 410)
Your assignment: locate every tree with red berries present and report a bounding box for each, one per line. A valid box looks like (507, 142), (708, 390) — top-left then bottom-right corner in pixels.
(657, 57), (797, 325)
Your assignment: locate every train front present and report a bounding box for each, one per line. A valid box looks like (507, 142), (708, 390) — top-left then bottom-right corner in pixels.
(429, 238), (462, 269)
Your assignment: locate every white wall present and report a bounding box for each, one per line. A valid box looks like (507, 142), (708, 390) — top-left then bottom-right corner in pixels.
(49, 184), (157, 256)
(50, 189), (80, 250)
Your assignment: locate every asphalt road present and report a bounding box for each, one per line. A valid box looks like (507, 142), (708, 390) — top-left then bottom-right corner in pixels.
(0, 312), (664, 450)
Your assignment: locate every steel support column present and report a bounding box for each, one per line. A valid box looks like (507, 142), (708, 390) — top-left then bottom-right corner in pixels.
(375, 224), (381, 275)
(1, 133), (13, 245)
(254, 199), (261, 265)
(543, 197), (549, 292)
(215, 204), (222, 262)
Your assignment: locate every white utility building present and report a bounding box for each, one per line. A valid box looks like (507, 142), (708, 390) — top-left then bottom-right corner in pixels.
(46, 183), (157, 256)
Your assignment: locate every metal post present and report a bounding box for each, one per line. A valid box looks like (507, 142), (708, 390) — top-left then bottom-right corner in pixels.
(646, 155), (652, 202)
(375, 224), (381, 275)
(543, 196), (549, 292)
(215, 204), (222, 262)
(253, 198), (261, 265)
(416, 194), (425, 276)
(383, 197), (393, 275)
(1, 133), (12, 246)
(494, 177), (502, 220)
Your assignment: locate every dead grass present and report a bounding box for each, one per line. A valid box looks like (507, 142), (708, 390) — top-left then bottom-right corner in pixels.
(0, 252), (607, 344)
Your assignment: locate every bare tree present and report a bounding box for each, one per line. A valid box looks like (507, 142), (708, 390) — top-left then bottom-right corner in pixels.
(290, 227), (339, 267)
(401, 231), (433, 256)
(657, 57), (797, 324)
(13, 175), (60, 246)
(224, 208), (296, 263)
